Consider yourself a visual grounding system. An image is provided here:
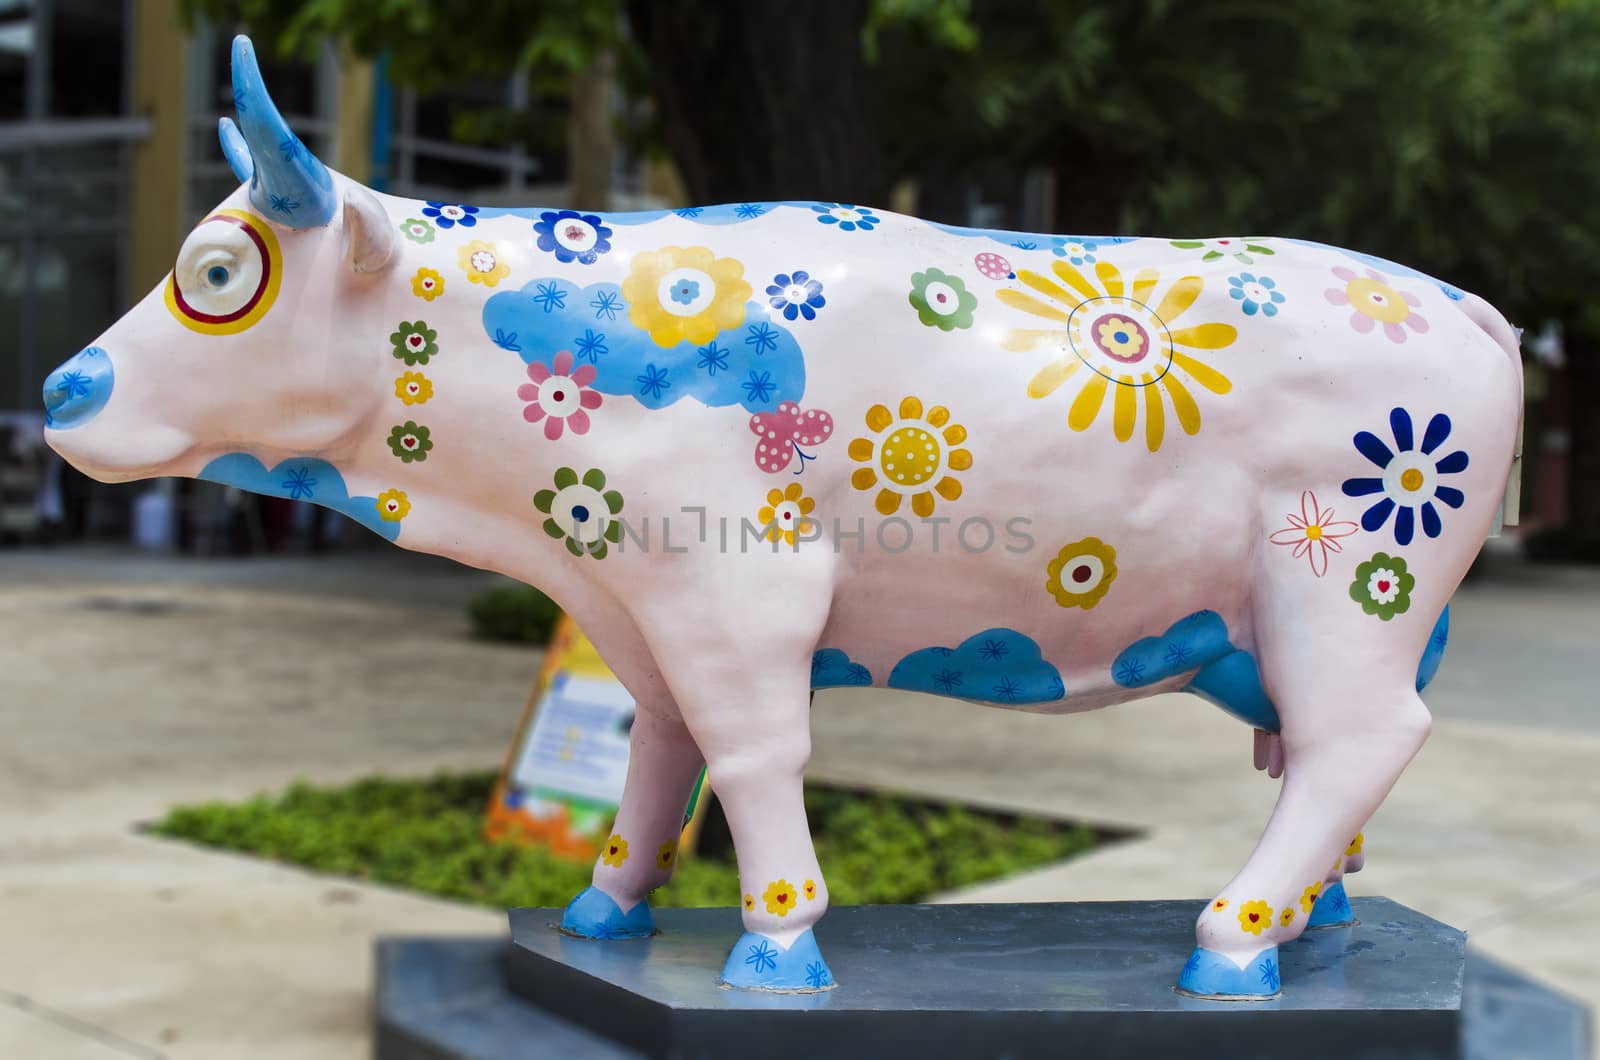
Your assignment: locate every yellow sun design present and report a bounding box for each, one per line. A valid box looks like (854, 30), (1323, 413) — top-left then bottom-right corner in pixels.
(849, 396), (971, 516)
(999, 260), (1236, 452)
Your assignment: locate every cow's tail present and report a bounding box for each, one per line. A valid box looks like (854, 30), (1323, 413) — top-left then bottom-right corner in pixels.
(1458, 291), (1525, 528)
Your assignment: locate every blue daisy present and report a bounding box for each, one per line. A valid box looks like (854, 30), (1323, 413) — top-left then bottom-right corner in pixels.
(533, 209), (613, 265)
(1341, 407), (1470, 546)
(1227, 273), (1287, 317)
(421, 201), (478, 229)
(810, 203), (879, 232)
(766, 270), (826, 321)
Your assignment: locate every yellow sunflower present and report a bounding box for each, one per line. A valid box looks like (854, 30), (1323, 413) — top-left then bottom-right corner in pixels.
(623, 245), (751, 347)
(999, 260), (1236, 452)
(411, 267), (445, 301)
(375, 489), (410, 522)
(394, 371), (433, 406)
(458, 240), (510, 287)
(1279, 907), (1296, 927)
(763, 879), (798, 917)
(1345, 833), (1364, 857)
(849, 396), (971, 516)
(1300, 882), (1322, 914)
(600, 833), (629, 868)
(759, 482), (817, 546)
(1238, 899), (1274, 935)
(656, 840), (677, 871)
(1045, 536), (1118, 610)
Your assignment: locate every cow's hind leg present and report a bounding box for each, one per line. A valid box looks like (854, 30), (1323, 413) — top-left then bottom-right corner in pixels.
(1178, 605), (1438, 998)
(560, 698), (704, 939)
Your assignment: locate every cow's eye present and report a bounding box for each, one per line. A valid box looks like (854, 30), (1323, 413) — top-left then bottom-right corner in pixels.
(166, 209), (282, 335)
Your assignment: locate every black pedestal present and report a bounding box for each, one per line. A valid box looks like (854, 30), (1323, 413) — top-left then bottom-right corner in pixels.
(373, 899), (1592, 1059)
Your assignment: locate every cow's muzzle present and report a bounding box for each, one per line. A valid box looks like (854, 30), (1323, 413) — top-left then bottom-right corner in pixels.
(42, 346), (114, 430)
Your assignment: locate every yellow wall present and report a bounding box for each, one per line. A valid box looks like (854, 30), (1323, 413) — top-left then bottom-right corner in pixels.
(128, 0), (187, 302)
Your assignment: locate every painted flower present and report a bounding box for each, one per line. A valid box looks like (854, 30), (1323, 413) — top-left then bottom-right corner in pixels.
(1051, 238), (1097, 266)
(399, 218), (435, 244)
(1227, 272), (1285, 317)
(766, 270), (826, 321)
(421, 201), (478, 229)
(394, 371), (433, 406)
(908, 267), (978, 331)
(763, 879), (798, 917)
(390, 320), (438, 365)
(974, 251), (1013, 280)
(1269, 490), (1360, 577)
(848, 396), (971, 516)
(386, 421), (433, 463)
(743, 894), (756, 912)
(533, 209), (613, 265)
(411, 267), (445, 301)
(1279, 908), (1296, 927)
(1000, 261), (1236, 452)
(803, 879), (817, 900)
(1325, 266), (1429, 342)
(1212, 898), (1229, 911)
(600, 834), (628, 867)
(458, 239), (511, 287)
(534, 467), (625, 559)
(1171, 237), (1274, 264)
(375, 489), (410, 522)
(1350, 551), (1415, 620)
(1341, 407), (1469, 545)
(1045, 536), (1118, 610)
(1346, 833), (1364, 857)
(622, 245), (752, 347)
(758, 482), (817, 546)
(810, 202), (879, 232)
(657, 840), (677, 871)
(1238, 899), (1274, 935)
(518, 349), (602, 440)
(1300, 883), (1322, 914)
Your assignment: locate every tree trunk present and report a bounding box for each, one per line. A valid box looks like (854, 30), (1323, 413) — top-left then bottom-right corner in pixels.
(625, 0), (887, 207)
(1563, 337), (1600, 538)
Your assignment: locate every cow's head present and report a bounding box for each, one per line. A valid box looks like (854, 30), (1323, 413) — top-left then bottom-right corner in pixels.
(44, 36), (397, 484)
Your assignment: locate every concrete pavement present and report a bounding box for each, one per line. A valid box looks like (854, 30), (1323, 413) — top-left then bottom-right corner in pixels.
(0, 544), (1595, 1057)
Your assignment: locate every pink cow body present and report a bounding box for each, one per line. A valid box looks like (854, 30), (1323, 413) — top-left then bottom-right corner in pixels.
(43, 38), (1522, 998)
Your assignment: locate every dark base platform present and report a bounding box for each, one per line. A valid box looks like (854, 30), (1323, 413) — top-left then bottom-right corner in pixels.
(374, 899), (1592, 1060)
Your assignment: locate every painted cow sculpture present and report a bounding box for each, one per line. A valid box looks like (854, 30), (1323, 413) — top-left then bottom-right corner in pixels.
(44, 37), (1522, 998)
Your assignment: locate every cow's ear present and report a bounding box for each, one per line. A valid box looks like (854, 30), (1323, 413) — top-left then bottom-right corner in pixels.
(341, 185), (396, 275)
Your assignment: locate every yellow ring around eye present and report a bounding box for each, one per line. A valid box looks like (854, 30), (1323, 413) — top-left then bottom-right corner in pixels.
(165, 208), (282, 335)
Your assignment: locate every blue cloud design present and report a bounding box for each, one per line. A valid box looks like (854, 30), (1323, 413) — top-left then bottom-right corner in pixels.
(197, 453), (400, 542)
(1111, 610), (1278, 730)
(470, 202), (795, 226)
(1113, 606), (1452, 732)
(889, 628), (1064, 705)
(810, 648), (872, 689)
(922, 220), (1140, 254)
(482, 278), (806, 412)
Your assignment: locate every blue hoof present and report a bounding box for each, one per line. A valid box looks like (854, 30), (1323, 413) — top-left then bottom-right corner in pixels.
(558, 886), (654, 940)
(1307, 881), (1355, 928)
(1176, 945), (1281, 999)
(719, 929), (835, 992)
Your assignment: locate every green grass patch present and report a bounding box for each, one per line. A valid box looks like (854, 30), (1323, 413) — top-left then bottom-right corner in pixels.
(150, 772), (1101, 909)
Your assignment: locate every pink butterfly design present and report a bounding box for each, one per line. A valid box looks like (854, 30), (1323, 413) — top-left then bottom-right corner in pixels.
(750, 402), (834, 473)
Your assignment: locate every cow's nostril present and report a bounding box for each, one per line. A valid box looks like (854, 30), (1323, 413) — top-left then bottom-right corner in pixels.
(42, 346), (114, 430)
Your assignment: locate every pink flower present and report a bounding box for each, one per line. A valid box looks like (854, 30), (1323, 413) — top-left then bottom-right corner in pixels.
(1324, 266), (1429, 344)
(1269, 490), (1359, 577)
(517, 349), (601, 440)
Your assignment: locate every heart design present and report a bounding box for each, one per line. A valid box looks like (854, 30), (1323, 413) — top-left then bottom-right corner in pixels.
(749, 402), (834, 473)
(1377, 579), (1391, 592)
(423, 279), (434, 290)
(407, 335), (423, 349)
(1248, 913), (1260, 923)
(403, 436), (417, 449)
(407, 384), (420, 395)
(776, 892), (789, 905)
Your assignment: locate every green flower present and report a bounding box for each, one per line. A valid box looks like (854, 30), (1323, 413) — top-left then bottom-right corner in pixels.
(387, 421), (433, 463)
(390, 321), (438, 365)
(534, 467), (625, 559)
(1170, 237), (1274, 264)
(908, 267), (978, 331)
(1349, 551), (1414, 620)
(400, 217), (436, 244)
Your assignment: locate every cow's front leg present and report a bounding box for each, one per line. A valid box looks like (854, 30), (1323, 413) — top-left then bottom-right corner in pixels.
(1180, 680), (1432, 998)
(560, 698), (704, 939)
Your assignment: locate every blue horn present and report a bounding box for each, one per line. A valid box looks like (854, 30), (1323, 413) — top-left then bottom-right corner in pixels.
(228, 34), (336, 228)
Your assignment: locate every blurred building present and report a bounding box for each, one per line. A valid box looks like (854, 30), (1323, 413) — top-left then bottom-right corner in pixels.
(0, 0), (645, 549)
